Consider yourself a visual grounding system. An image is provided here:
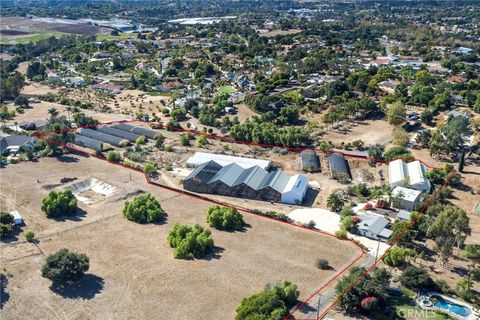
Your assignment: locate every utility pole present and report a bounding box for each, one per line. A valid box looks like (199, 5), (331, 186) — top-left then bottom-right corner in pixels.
(375, 239), (381, 263)
(316, 294), (321, 319)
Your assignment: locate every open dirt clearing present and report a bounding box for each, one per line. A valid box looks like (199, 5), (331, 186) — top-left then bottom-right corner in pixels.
(0, 155), (360, 320)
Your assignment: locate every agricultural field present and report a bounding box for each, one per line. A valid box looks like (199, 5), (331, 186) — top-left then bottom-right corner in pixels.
(0, 155), (361, 319)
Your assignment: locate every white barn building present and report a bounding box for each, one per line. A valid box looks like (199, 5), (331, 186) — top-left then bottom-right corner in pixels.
(388, 160), (431, 192)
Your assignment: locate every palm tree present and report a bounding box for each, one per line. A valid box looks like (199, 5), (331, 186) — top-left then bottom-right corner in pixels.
(48, 107), (59, 119)
(326, 193), (344, 212)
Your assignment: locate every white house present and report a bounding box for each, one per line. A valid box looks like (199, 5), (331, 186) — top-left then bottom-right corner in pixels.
(388, 159), (431, 192)
(391, 186), (422, 211)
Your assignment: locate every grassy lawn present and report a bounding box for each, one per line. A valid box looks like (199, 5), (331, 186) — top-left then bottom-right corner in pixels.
(0, 32), (67, 44)
(217, 85), (236, 94)
(368, 294), (456, 320)
(146, 91), (176, 97)
(96, 33), (136, 41)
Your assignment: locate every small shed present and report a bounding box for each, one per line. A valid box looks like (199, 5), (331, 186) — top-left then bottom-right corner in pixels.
(300, 150), (320, 173)
(10, 211), (22, 225)
(328, 153), (351, 180)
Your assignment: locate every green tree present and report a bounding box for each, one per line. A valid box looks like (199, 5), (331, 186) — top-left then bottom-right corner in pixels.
(335, 267), (391, 312)
(427, 205), (470, 265)
(206, 205), (245, 231)
(399, 266), (433, 291)
(14, 95), (29, 108)
(236, 280), (299, 320)
(123, 193), (165, 224)
(384, 146), (413, 161)
(41, 249), (89, 286)
(41, 190), (77, 218)
(386, 101), (406, 126)
(326, 192), (344, 212)
(368, 144), (384, 165)
(0, 212), (14, 237)
(382, 246), (412, 267)
(167, 224), (214, 259)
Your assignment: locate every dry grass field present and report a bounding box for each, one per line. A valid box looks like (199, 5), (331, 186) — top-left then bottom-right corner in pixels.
(0, 155), (360, 320)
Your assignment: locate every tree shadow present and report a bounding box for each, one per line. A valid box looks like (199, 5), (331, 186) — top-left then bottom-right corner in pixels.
(199, 245), (224, 261)
(293, 299), (317, 315)
(50, 274), (104, 299)
(0, 274), (9, 309)
(52, 208), (87, 222)
(0, 227), (21, 243)
(56, 155), (80, 163)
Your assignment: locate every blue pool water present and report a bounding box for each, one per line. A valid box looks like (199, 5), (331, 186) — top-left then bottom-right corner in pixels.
(434, 296), (471, 317)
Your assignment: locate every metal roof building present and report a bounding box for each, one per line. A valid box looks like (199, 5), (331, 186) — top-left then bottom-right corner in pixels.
(328, 153), (351, 180)
(74, 134), (111, 151)
(186, 152), (271, 170)
(77, 128), (129, 147)
(300, 150), (320, 172)
(357, 214), (392, 242)
(183, 160), (308, 204)
(388, 159), (430, 192)
(96, 125), (143, 142)
(111, 123), (160, 139)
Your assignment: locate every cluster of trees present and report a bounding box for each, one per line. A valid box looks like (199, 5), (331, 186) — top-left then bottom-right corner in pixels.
(0, 62), (25, 102)
(123, 193), (165, 224)
(41, 190), (78, 218)
(229, 117), (309, 147)
(206, 205), (244, 231)
(167, 224), (214, 259)
(323, 98), (378, 126)
(235, 280), (299, 320)
(335, 267), (391, 312)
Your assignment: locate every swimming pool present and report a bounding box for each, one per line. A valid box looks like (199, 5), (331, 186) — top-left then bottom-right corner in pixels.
(434, 296), (471, 318)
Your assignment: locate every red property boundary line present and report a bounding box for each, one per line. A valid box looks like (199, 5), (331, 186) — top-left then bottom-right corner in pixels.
(33, 119), (454, 319)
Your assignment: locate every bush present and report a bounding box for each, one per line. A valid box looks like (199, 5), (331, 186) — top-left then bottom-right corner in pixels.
(196, 135), (208, 147)
(399, 266), (434, 291)
(0, 212), (14, 225)
(316, 258), (330, 270)
(41, 190), (77, 218)
(41, 249), (89, 286)
(0, 224), (13, 237)
(24, 230), (35, 242)
(164, 144), (173, 152)
(236, 280), (299, 320)
(335, 229), (348, 239)
(123, 193), (165, 224)
(206, 205), (245, 231)
(135, 136), (146, 145)
(180, 133), (191, 146)
(143, 162), (158, 175)
(106, 151), (121, 162)
(167, 223), (214, 259)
